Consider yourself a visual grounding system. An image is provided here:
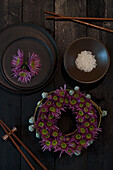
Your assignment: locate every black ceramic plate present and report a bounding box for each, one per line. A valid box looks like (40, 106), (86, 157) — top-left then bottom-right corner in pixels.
(2, 37), (54, 89)
(64, 37), (110, 83)
(0, 23), (58, 93)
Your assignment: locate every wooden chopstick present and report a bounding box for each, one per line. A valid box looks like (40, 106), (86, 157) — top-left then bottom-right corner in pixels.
(45, 11), (113, 34)
(46, 16), (113, 21)
(0, 119), (47, 170)
(0, 121), (35, 170)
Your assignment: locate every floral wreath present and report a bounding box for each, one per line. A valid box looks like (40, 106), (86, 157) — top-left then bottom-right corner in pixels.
(28, 85), (107, 157)
(11, 49), (41, 83)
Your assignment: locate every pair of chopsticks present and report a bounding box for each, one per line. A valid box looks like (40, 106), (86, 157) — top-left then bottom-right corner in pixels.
(45, 11), (113, 34)
(0, 119), (47, 170)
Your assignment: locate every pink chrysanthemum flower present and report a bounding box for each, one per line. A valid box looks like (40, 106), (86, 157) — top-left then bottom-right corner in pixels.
(11, 49), (41, 83)
(11, 49), (23, 68)
(28, 53), (41, 76)
(12, 68), (21, 78)
(18, 70), (32, 83)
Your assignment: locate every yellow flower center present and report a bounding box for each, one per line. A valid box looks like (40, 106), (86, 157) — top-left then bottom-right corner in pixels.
(30, 61), (35, 68)
(16, 58), (20, 65)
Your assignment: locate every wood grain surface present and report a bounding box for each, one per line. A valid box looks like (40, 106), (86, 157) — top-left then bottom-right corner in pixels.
(0, 0), (113, 170)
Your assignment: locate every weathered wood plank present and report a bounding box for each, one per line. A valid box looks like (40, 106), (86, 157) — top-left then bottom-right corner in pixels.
(86, 0), (106, 39)
(23, 0), (55, 37)
(22, 0), (55, 169)
(87, 0), (113, 170)
(0, 0), (22, 170)
(0, 0), (6, 28)
(21, 84), (55, 170)
(103, 3), (113, 169)
(55, 0), (87, 89)
(0, 90), (22, 170)
(54, 0), (87, 169)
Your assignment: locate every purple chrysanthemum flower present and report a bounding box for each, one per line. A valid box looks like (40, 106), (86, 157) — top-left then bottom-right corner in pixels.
(41, 140), (52, 151)
(11, 49), (23, 68)
(12, 68), (21, 78)
(18, 70), (31, 83)
(12, 69), (31, 83)
(11, 49), (41, 83)
(28, 53), (41, 76)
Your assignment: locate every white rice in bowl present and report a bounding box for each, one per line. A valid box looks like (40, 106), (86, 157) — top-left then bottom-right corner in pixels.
(75, 50), (97, 72)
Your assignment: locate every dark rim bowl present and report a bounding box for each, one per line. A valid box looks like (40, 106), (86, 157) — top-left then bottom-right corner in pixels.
(64, 37), (110, 83)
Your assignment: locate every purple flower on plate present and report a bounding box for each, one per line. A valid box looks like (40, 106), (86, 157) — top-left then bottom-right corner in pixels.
(12, 68), (20, 78)
(18, 70), (32, 83)
(11, 49), (23, 68)
(11, 49), (41, 83)
(28, 53), (41, 76)
(12, 68), (32, 83)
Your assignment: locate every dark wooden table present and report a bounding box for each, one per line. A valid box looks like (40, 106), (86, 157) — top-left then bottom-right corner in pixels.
(0, 0), (113, 170)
